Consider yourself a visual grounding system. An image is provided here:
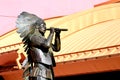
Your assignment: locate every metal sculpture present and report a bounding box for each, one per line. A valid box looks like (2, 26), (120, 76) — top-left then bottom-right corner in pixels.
(16, 12), (67, 80)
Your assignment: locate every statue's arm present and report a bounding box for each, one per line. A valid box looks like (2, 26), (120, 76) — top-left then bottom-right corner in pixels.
(52, 29), (61, 52)
(30, 28), (54, 49)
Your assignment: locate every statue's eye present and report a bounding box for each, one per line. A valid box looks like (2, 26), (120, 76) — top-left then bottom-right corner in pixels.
(41, 24), (44, 26)
(40, 24), (45, 28)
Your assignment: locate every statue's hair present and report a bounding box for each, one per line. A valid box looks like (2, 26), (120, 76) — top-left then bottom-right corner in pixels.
(16, 11), (45, 38)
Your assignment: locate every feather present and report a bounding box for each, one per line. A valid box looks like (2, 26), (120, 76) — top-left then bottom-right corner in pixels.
(16, 11), (43, 38)
(16, 11), (45, 55)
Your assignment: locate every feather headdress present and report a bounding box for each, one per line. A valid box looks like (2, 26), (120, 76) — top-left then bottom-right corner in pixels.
(16, 12), (45, 52)
(16, 11), (44, 38)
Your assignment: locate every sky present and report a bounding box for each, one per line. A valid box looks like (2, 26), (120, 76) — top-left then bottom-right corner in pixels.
(0, 0), (108, 36)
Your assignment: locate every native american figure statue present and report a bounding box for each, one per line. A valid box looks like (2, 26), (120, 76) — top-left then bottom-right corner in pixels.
(16, 12), (61, 80)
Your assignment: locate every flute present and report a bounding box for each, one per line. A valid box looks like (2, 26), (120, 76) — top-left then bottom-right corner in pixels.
(46, 28), (68, 31)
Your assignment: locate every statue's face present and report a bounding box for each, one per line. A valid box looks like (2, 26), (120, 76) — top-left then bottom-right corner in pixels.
(38, 23), (46, 34)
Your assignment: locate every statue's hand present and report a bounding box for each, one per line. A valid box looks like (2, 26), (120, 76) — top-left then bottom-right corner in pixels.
(50, 27), (55, 33)
(55, 28), (61, 35)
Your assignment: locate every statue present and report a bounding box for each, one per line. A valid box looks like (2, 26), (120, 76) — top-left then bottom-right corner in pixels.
(16, 12), (67, 80)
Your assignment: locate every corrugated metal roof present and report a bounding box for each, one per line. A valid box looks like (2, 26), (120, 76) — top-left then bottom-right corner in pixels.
(56, 19), (120, 54)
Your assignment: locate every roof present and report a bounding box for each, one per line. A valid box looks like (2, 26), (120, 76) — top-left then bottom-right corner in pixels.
(58, 19), (120, 54)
